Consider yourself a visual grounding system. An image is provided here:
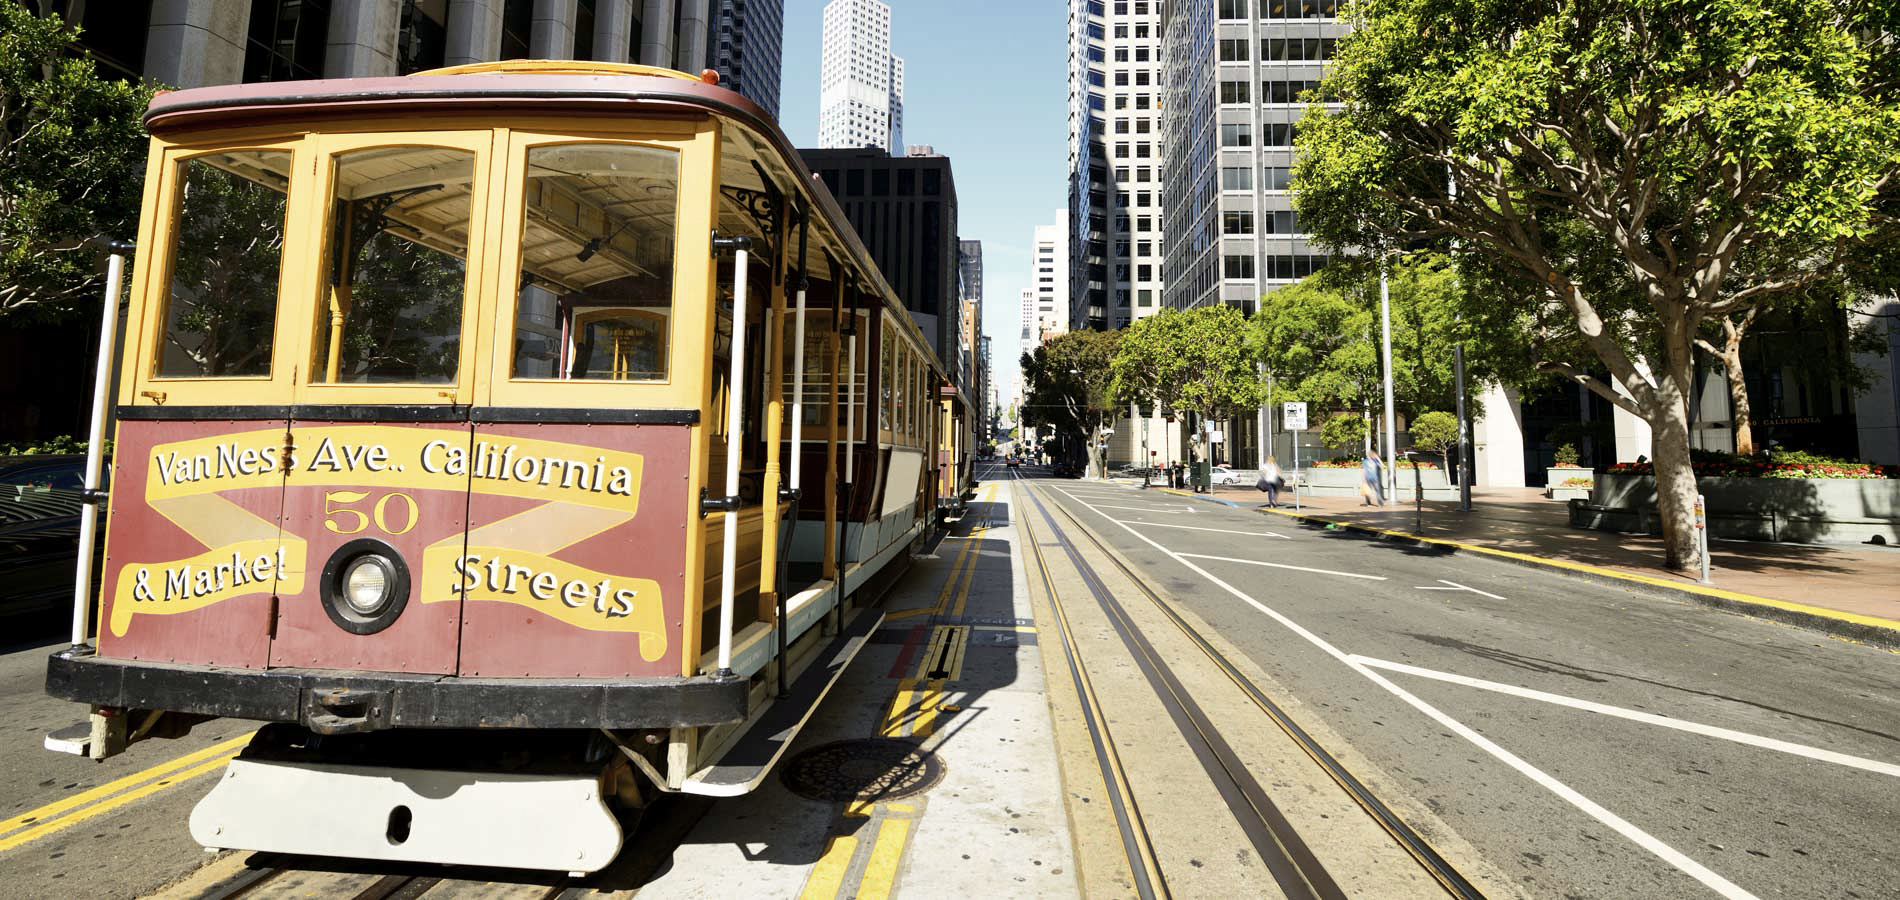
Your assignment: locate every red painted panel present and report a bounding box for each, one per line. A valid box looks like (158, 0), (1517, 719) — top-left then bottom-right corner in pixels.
(97, 419), (285, 667)
(265, 422), (471, 674)
(456, 424), (690, 678)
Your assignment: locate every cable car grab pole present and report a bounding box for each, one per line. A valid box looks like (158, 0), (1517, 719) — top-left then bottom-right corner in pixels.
(73, 242), (131, 648)
(717, 246), (750, 676)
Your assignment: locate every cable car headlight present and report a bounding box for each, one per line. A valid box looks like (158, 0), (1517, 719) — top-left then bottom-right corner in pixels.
(322, 539), (411, 635)
(342, 557), (394, 615)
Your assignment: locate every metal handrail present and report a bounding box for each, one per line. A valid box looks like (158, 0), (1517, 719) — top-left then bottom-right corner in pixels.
(73, 246), (131, 648)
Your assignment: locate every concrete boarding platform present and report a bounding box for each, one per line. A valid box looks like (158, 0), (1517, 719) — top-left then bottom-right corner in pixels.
(636, 484), (1080, 899)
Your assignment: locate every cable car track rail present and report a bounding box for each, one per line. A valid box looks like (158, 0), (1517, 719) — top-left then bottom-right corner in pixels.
(1015, 470), (1484, 900)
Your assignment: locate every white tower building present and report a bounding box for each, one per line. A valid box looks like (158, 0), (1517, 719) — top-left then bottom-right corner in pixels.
(819, 0), (905, 154)
(1032, 215), (1070, 344)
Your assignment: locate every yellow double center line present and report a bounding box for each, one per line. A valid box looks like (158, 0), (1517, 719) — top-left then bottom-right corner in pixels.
(0, 731), (254, 854)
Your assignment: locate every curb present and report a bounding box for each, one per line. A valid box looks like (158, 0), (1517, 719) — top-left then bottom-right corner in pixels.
(1250, 505), (1900, 652)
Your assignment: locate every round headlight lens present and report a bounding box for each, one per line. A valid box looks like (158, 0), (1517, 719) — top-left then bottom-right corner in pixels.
(342, 556), (393, 615)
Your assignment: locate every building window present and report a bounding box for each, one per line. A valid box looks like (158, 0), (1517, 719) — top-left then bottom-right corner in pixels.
(1219, 0), (1247, 18)
(1221, 122), (1252, 147)
(1224, 255), (1255, 279)
(1221, 80), (1250, 104)
(243, 0), (332, 83)
(500, 0), (533, 59)
(1219, 38), (1249, 62)
(398, 0), (450, 74)
(1263, 167), (1291, 190)
(1223, 210), (1253, 234)
(1220, 167), (1252, 190)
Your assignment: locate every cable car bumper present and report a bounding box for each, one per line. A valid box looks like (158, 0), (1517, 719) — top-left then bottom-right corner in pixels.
(45, 647), (747, 731)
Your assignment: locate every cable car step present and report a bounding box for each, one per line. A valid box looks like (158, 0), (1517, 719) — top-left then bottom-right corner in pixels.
(680, 606), (883, 797)
(189, 758), (622, 873)
(43, 721), (90, 756)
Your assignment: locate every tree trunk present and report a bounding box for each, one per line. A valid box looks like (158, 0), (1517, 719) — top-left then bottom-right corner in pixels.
(1649, 336), (1702, 571)
(1722, 341), (1753, 456)
(1695, 308), (1760, 456)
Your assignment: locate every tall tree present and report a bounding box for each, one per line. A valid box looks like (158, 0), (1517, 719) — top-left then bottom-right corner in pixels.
(0, 4), (153, 322)
(1295, 0), (1899, 570)
(1111, 306), (1259, 466)
(1020, 329), (1122, 477)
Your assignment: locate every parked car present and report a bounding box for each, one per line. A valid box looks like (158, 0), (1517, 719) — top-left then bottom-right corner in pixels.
(1209, 465), (1248, 486)
(1005, 456), (1022, 468)
(0, 455), (102, 620)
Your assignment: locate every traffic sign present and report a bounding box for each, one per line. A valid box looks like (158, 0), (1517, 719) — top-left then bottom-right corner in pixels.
(1283, 402), (1307, 431)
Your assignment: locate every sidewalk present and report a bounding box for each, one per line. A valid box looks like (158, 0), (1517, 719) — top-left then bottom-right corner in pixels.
(1194, 483), (1900, 646)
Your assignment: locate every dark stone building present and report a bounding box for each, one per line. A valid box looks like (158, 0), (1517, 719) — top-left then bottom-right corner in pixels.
(798, 148), (961, 393)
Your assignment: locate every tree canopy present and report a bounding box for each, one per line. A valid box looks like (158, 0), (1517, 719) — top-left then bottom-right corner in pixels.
(0, 5), (154, 322)
(1021, 329), (1122, 474)
(1112, 306), (1259, 422)
(1293, 0), (1900, 569)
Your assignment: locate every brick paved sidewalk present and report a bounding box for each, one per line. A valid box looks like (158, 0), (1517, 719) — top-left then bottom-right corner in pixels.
(1198, 483), (1900, 628)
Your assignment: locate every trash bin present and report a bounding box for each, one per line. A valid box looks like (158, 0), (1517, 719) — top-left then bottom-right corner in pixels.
(1192, 460), (1211, 492)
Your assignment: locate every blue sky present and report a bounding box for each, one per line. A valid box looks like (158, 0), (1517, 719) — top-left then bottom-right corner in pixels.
(777, 0), (1069, 407)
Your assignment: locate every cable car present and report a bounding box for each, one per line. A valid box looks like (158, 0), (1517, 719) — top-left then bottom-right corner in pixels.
(45, 61), (957, 873)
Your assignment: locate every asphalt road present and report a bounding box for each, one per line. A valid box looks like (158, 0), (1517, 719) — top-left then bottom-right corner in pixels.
(0, 614), (245, 899)
(1021, 472), (1900, 899)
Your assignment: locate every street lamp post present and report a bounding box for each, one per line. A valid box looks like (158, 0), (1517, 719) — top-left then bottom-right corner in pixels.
(1379, 260), (1398, 506)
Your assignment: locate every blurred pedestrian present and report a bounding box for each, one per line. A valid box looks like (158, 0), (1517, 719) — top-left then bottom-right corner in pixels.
(1361, 451), (1385, 506)
(1258, 458), (1284, 507)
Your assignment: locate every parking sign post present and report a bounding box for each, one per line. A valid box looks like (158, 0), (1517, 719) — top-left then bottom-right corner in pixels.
(1284, 402), (1307, 511)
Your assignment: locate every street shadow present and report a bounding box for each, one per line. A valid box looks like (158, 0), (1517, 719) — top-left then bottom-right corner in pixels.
(1280, 490), (1883, 583)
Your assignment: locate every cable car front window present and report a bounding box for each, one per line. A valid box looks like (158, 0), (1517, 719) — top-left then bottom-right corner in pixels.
(511, 144), (678, 381)
(155, 150), (292, 378)
(312, 146), (474, 385)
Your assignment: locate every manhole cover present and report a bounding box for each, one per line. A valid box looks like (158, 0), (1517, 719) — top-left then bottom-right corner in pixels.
(780, 738), (946, 802)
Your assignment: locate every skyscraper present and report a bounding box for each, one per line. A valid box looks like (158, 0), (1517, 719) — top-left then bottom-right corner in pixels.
(1160, 0), (1347, 311)
(818, 0), (905, 154)
(1068, 0), (1165, 332)
(709, 0), (786, 119)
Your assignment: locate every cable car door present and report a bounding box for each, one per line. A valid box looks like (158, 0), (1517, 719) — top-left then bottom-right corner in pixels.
(264, 136), (491, 675)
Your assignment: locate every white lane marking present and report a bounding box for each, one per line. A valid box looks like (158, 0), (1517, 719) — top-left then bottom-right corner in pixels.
(1121, 519), (1290, 540)
(1416, 579), (1506, 600)
(1046, 487), (1760, 900)
(1353, 657), (1900, 780)
(1178, 552), (1386, 581)
(1082, 503), (1185, 515)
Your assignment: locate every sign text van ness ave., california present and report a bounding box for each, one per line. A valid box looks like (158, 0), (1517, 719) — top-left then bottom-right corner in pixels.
(422, 440), (635, 496)
(149, 436), (635, 499)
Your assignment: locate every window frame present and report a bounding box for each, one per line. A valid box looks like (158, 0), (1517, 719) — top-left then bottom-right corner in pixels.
(295, 129), (497, 406)
(129, 136), (312, 407)
(486, 124), (707, 411)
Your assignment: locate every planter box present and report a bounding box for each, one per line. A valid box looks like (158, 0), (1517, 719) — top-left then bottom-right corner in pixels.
(1574, 473), (1900, 544)
(1297, 466), (1456, 501)
(1545, 466), (1592, 499)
